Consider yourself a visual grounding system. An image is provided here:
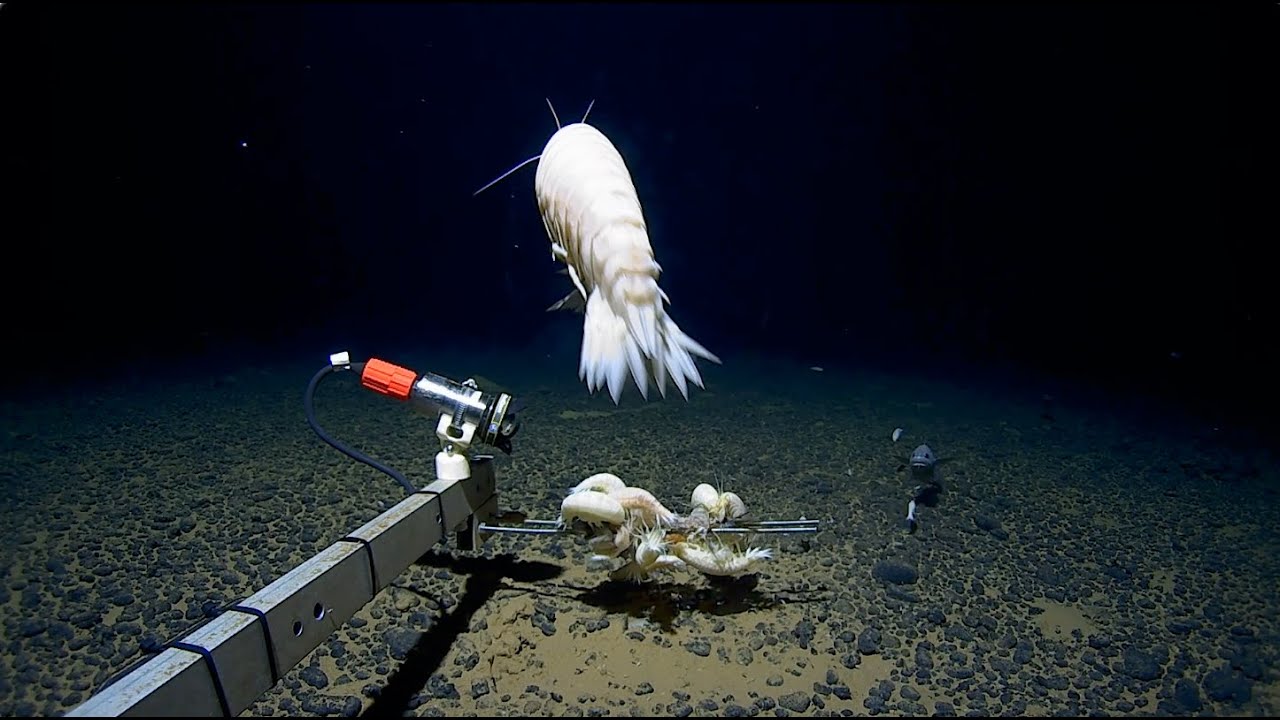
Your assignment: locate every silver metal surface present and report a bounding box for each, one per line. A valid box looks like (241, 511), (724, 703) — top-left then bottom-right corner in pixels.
(481, 517), (821, 536)
(68, 461), (497, 718)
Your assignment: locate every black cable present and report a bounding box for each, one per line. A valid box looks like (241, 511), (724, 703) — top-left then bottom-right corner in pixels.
(338, 534), (382, 597)
(226, 604), (281, 684)
(303, 362), (448, 534)
(303, 363), (417, 496)
(170, 642), (232, 717)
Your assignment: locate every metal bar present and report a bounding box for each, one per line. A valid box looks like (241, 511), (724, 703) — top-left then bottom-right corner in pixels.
(480, 517), (820, 536)
(68, 457), (499, 718)
(478, 523), (564, 535)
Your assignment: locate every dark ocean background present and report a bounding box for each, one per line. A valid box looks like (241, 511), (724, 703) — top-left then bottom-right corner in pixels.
(5, 1), (1276, 416)
(2, 3), (1277, 717)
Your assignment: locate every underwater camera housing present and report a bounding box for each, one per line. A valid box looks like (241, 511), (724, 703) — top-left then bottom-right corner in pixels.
(360, 356), (520, 457)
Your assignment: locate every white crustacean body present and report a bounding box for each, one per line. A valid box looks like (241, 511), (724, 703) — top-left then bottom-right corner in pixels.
(534, 121), (721, 404)
(611, 526), (686, 583)
(671, 540), (772, 577)
(560, 490), (626, 527)
(690, 482), (748, 524)
(568, 472), (627, 496)
(608, 486), (677, 528)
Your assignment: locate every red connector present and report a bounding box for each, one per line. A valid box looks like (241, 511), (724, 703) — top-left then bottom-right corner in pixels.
(360, 358), (417, 400)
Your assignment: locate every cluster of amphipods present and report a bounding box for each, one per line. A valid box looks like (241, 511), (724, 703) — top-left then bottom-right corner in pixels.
(559, 473), (772, 582)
